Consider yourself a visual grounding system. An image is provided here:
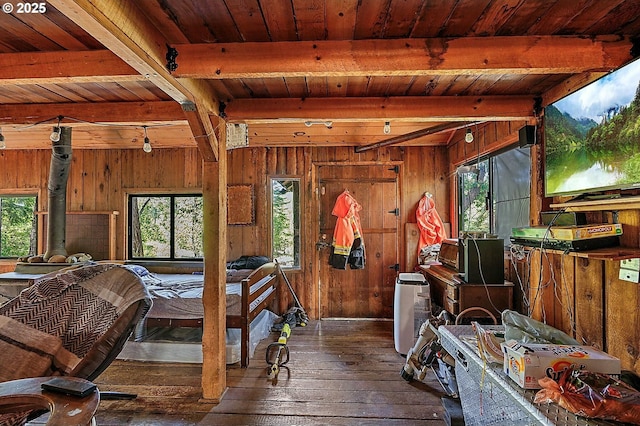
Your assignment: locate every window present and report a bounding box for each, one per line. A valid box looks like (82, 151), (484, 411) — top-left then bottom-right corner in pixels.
(128, 194), (203, 260)
(459, 159), (490, 233)
(0, 195), (37, 258)
(458, 146), (531, 244)
(270, 178), (300, 268)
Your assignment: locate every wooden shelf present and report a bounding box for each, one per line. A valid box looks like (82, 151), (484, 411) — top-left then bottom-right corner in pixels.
(533, 246), (640, 261)
(550, 195), (640, 212)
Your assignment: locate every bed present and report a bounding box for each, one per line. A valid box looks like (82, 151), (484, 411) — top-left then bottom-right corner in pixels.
(130, 261), (280, 367)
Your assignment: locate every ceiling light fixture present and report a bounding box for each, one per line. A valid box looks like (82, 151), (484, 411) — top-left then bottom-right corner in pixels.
(0, 127), (5, 149)
(383, 121), (391, 135)
(304, 120), (333, 128)
(50, 116), (63, 142)
(465, 128), (474, 143)
(142, 126), (152, 153)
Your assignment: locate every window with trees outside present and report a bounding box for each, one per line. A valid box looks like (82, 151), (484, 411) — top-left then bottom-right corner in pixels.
(0, 195), (37, 258)
(458, 146), (531, 245)
(128, 194), (203, 260)
(270, 178), (300, 268)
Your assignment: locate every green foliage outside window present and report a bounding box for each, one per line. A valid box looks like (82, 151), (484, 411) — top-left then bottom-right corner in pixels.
(459, 160), (490, 233)
(271, 179), (300, 268)
(130, 195), (202, 259)
(0, 196), (37, 258)
(175, 197), (204, 258)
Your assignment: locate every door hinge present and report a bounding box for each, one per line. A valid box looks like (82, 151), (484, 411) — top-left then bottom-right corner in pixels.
(387, 208), (399, 216)
(388, 165), (399, 174)
(388, 263), (399, 271)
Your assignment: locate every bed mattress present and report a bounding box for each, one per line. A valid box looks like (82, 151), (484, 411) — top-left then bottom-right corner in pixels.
(140, 269), (274, 319)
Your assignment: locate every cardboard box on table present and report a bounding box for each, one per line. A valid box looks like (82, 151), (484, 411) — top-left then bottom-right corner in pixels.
(501, 340), (621, 389)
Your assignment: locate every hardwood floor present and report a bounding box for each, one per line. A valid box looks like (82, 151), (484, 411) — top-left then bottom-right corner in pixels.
(93, 320), (448, 425)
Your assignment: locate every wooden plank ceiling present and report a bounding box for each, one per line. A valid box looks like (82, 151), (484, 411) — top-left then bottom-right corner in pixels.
(0, 0), (638, 151)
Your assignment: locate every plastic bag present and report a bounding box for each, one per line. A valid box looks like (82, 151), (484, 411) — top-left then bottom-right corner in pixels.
(502, 310), (579, 345)
(535, 366), (640, 424)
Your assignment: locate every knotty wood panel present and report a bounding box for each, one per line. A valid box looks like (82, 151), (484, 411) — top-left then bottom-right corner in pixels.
(68, 150), (86, 210)
(530, 251), (603, 347)
(574, 258), (604, 348)
(529, 249), (558, 323)
(530, 252), (576, 338)
(85, 149), (100, 211)
(555, 254), (576, 338)
(405, 223), (420, 272)
(606, 260), (640, 371)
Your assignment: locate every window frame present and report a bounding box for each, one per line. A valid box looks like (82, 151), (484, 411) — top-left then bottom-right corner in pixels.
(457, 144), (531, 243)
(127, 192), (204, 261)
(268, 176), (302, 270)
(458, 158), (491, 234)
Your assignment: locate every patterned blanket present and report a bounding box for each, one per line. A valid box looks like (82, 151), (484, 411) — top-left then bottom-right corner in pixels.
(0, 316), (80, 382)
(0, 263), (151, 376)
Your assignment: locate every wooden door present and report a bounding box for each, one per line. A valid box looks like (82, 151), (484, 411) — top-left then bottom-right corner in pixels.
(317, 165), (399, 318)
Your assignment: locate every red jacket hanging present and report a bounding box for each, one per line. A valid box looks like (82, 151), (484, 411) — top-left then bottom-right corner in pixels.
(329, 190), (365, 270)
(416, 193), (447, 257)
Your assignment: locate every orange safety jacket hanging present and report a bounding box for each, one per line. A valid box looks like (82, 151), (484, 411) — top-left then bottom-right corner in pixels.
(416, 193), (447, 257)
(329, 190), (365, 270)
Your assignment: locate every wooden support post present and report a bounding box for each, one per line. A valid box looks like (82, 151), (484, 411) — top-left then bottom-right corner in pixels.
(201, 117), (227, 400)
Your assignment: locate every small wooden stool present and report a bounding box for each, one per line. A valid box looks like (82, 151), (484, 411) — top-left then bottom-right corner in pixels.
(0, 377), (99, 426)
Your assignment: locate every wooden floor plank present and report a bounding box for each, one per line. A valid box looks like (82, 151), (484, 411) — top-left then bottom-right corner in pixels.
(91, 320), (448, 425)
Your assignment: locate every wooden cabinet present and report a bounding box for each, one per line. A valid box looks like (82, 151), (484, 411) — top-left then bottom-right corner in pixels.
(420, 264), (513, 318)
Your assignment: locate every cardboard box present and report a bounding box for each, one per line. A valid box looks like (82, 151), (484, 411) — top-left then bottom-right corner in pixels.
(501, 340), (621, 389)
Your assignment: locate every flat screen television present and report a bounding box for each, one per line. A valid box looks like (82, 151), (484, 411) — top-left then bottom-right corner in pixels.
(544, 57), (640, 197)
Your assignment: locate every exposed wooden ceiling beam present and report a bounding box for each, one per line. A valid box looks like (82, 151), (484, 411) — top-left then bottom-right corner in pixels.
(0, 50), (138, 85)
(174, 36), (632, 78)
(48, 0), (220, 161)
(0, 96), (536, 127)
(247, 121), (453, 147)
(0, 121), (453, 150)
(225, 96), (537, 122)
(355, 122), (481, 152)
(0, 34), (630, 86)
(0, 101), (185, 125)
(1, 124), (196, 150)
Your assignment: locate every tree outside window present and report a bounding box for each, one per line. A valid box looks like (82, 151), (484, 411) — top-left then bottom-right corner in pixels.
(271, 178), (300, 268)
(0, 196), (37, 258)
(458, 160), (490, 233)
(129, 194), (203, 260)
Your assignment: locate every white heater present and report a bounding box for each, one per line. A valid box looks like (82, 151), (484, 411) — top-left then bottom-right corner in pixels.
(394, 273), (430, 355)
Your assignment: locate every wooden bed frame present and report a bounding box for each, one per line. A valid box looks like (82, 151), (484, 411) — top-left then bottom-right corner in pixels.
(142, 262), (280, 367)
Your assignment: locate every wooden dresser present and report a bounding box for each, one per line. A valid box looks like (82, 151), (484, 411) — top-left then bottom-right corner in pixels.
(420, 264), (513, 318)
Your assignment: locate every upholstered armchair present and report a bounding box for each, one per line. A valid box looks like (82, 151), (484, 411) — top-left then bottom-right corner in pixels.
(0, 263), (152, 425)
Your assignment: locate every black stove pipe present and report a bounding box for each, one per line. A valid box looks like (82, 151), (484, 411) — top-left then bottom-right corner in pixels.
(43, 126), (72, 261)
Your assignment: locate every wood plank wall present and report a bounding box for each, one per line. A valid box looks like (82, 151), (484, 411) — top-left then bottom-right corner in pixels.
(0, 145), (448, 320)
